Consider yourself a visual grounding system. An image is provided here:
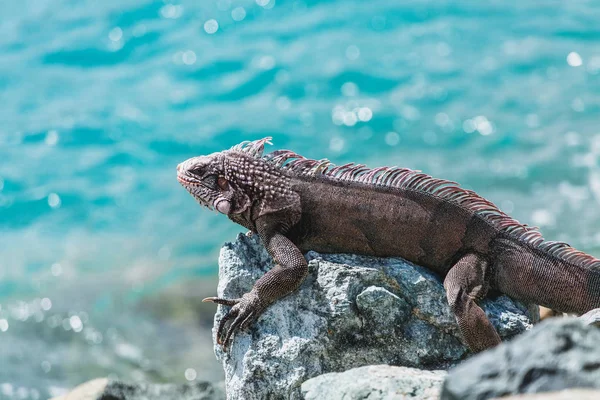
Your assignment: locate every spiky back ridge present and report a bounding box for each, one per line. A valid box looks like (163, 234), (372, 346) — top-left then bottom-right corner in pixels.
(229, 137), (600, 270)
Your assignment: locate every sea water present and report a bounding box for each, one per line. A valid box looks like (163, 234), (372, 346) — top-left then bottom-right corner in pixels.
(1, 0), (600, 398)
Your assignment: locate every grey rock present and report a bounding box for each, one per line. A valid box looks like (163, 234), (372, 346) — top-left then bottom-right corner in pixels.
(579, 308), (600, 326)
(356, 286), (412, 332)
(441, 318), (600, 400)
(301, 365), (446, 400)
(499, 390), (600, 400)
(214, 234), (538, 400)
(51, 378), (225, 400)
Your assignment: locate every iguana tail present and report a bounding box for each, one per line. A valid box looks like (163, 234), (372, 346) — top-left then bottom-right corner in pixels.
(492, 236), (600, 315)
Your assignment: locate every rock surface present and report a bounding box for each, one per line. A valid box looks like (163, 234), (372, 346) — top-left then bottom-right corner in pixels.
(498, 390), (600, 400)
(51, 378), (225, 400)
(300, 365), (446, 400)
(214, 234), (539, 400)
(441, 318), (600, 400)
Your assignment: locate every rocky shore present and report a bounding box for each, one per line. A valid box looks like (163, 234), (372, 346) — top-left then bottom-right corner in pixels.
(213, 234), (537, 399)
(57, 234), (600, 400)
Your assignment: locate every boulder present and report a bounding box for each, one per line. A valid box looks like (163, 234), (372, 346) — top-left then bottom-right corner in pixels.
(213, 234), (539, 399)
(441, 318), (600, 400)
(50, 378), (225, 400)
(498, 390), (600, 400)
(300, 365), (446, 400)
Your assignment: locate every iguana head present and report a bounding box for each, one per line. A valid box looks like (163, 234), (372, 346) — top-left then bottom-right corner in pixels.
(177, 138), (298, 218)
(177, 153), (232, 214)
(177, 152), (251, 215)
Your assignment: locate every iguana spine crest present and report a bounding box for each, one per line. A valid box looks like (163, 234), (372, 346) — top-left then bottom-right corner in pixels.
(230, 137), (600, 270)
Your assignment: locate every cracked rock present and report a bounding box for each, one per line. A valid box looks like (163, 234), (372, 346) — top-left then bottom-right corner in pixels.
(214, 234), (539, 400)
(441, 318), (600, 400)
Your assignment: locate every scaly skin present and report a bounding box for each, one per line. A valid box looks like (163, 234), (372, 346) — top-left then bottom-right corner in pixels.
(177, 138), (600, 352)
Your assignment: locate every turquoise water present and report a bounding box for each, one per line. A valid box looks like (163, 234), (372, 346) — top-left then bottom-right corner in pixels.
(2, 0), (600, 397)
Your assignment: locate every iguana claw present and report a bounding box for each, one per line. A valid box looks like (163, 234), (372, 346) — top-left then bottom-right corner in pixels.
(580, 308), (600, 327)
(202, 297), (240, 307)
(203, 292), (264, 350)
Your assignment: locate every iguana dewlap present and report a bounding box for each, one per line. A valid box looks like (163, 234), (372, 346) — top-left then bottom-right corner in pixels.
(177, 138), (600, 352)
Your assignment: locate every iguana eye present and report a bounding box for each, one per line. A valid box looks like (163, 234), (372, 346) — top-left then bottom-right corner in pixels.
(217, 177), (229, 190)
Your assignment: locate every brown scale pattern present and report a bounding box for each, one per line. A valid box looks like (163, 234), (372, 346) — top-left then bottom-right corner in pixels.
(244, 137), (600, 271)
(193, 137), (600, 353)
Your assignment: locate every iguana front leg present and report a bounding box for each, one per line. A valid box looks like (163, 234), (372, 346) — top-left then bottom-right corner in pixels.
(204, 214), (308, 349)
(444, 253), (501, 352)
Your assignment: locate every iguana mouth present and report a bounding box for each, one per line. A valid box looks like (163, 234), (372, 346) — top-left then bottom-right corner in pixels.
(177, 176), (215, 210)
(176, 174), (194, 185)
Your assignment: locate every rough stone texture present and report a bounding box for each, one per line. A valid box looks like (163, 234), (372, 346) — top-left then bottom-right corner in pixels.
(441, 318), (600, 400)
(300, 365), (446, 400)
(497, 390), (600, 400)
(579, 307), (600, 327)
(51, 378), (225, 400)
(214, 234), (539, 400)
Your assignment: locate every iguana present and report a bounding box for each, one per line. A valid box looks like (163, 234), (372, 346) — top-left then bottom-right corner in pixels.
(177, 137), (600, 352)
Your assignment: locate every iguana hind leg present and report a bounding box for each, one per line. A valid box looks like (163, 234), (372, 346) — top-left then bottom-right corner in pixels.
(444, 253), (501, 352)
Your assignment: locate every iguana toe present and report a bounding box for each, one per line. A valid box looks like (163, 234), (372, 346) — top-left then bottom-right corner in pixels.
(202, 297), (240, 306)
(205, 292), (264, 351)
(216, 309), (237, 345)
(222, 309), (256, 350)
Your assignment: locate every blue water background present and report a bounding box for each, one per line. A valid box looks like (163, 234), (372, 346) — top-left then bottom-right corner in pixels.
(2, 0), (600, 398)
